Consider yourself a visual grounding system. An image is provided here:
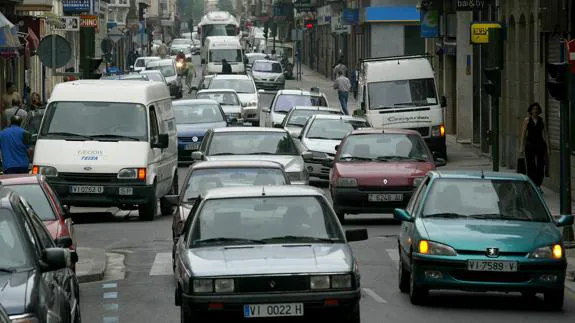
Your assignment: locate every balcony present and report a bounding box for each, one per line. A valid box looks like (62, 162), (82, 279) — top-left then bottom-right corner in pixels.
(109, 0), (130, 8)
(15, 0), (51, 11)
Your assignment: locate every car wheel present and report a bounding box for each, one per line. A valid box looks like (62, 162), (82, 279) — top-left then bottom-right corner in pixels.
(409, 261), (428, 305)
(138, 186), (157, 221)
(398, 249), (409, 293)
(160, 174), (178, 216)
(544, 288), (564, 311)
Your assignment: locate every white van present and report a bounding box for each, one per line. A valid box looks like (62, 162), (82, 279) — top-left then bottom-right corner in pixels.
(32, 80), (179, 221)
(357, 55), (448, 158)
(202, 36), (246, 75)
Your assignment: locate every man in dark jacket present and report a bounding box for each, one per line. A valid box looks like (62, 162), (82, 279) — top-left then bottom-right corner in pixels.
(0, 115), (31, 174)
(221, 59), (232, 74)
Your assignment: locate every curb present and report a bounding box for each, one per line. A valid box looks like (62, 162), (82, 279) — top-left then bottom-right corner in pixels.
(75, 247), (107, 283)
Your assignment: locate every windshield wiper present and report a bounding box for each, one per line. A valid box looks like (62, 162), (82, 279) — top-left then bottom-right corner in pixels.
(422, 213), (467, 218)
(0, 267), (17, 273)
(275, 110), (288, 114)
(90, 134), (140, 141)
(193, 237), (265, 245)
(375, 156), (427, 162)
(261, 235), (338, 243)
(468, 213), (533, 221)
(394, 102), (418, 106)
(306, 136), (335, 140)
(341, 156), (373, 161)
(45, 132), (93, 140)
(246, 152), (276, 155)
(210, 152), (236, 156)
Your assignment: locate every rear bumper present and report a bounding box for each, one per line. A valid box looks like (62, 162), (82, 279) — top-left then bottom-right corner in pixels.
(332, 187), (413, 214)
(305, 160), (330, 179)
(254, 80), (285, 91)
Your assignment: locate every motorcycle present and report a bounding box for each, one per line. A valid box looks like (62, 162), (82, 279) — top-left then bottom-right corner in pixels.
(280, 56), (293, 79)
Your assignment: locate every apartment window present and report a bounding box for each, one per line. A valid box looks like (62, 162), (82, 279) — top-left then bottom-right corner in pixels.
(119, 0), (128, 4)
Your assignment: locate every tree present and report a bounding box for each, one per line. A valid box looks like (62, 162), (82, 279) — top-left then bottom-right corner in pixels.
(216, 0), (235, 13)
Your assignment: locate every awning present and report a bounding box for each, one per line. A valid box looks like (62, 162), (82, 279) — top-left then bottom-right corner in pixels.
(0, 11), (19, 51)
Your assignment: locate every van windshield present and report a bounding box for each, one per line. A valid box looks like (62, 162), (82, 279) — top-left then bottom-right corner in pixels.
(209, 49), (243, 63)
(39, 102), (148, 141)
(367, 78), (438, 109)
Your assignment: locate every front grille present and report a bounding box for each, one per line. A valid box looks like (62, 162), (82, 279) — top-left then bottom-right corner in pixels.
(410, 126), (430, 137)
(357, 186), (414, 192)
(236, 275), (309, 293)
(57, 172), (117, 183)
(326, 153), (335, 158)
(179, 136), (203, 143)
(450, 270), (531, 283)
(456, 250), (528, 257)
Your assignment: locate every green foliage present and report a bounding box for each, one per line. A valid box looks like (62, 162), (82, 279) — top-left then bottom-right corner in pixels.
(216, 0), (235, 13)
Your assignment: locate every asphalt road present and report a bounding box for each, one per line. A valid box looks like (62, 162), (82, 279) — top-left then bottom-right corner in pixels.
(74, 57), (575, 323)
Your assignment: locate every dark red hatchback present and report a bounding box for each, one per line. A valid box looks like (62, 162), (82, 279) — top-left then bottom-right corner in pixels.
(325, 128), (446, 223)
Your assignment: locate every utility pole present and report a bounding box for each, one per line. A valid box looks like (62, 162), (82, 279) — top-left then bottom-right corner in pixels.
(271, 22), (276, 51)
(482, 27), (504, 172)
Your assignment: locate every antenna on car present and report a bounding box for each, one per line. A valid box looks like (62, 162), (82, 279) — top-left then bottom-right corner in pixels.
(480, 169), (485, 179)
(261, 186), (266, 196)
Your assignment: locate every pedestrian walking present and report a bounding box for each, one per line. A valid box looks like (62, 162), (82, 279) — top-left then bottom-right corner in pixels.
(25, 92), (45, 134)
(185, 57), (197, 93)
(4, 98), (28, 127)
(2, 82), (21, 110)
(519, 102), (550, 191)
(332, 57), (348, 79)
(0, 115), (32, 174)
(333, 70), (351, 115)
(350, 62), (360, 100)
(221, 59), (232, 74)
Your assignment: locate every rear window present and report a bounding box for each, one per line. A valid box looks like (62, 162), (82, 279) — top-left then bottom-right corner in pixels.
(6, 184), (57, 221)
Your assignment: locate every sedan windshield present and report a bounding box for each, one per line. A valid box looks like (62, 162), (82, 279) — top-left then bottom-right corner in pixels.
(247, 55), (267, 64)
(253, 61), (282, 73)
(172, 39), (192, 45)
(209, 49), (243, 63)
(421, 179), (550, 222)
(210, 78), (255, 94)
(207, 132), (298, 155)
(189, 196), (343, 246)
(339, 134), (430, 161)
(141, 72), (164, 82)
(0, 209), (31, 268)
(40, 102), (148, 140)
(306, 119), (370, 140)
(183, 168), (287, 200)
(196, 92), (240, 106)
(287, 110), (341, 127)
(274, 94), (327, 113)
(368, 78), (438, 109)
(173, 104), (224, 124)
(146, 63), (176, 77)
(6, 185), (56, 221)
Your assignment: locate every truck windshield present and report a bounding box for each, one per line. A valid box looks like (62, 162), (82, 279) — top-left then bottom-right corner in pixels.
(202, 25), (237, 45)
(367, 78), (438, 109)
(209, 49), (243, 63)
(39, 102), (148, 141)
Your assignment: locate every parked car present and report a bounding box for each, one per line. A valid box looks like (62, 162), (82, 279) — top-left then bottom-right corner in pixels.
(326, 128), (445, 223)
(174, 185), (368, 322)
(394, 170), (573, 309)
(0, 187), (80, 322)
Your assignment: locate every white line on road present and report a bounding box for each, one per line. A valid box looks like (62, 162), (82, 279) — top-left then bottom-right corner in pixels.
(362, 288), (388, 303)
(149, 252), (172, 276)
(103, 292), (118, 299)
(386, 249), (399, 265)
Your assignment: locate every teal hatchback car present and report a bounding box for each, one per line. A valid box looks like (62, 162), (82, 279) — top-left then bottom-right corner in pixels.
(394, 170), (574, 310)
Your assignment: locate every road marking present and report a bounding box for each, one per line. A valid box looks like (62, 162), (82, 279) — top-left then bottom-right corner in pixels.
(362, 288), (388, 303)
(386, 249), (399, 265)
(102, 283), (117, 289)
(103, 292), (118, 299)
(102, 304), (119, 311)
(103, 317), (119, 323)
(149, 252), (172, 276)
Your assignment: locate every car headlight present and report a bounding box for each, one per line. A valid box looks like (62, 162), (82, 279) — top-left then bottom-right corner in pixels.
(287, 170), (308, 182)
(117, 168), (146, 180)
(248, 101), (257, 106)
(9, 314), (39, 323)
(310, 151), (328, 159)
(32, 165), (58, 177)
(214, 278), (235, 292)
(310, 274), (353, 290)
(413, 177), (424, 187)
(417, 240), (457, 256)
(331, 274), (352, 288)
(431, 124), (445, 137)
(336, 177), (358, 187)
(310, 275), (330, 290)
(193, 279), (213, 293)
(529, 244), (563, 259)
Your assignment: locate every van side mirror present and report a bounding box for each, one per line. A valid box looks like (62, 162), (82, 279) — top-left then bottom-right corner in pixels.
(440, 96), (447, 108)
(153, 134), (169, 149)
(227, 116), (238, 125)
(192, 151), (204, 160)
(241, 102), (247, 107)
(164, 195), (180, 207)
(557, 215), (574, 227)
(31, 134), (38, 144)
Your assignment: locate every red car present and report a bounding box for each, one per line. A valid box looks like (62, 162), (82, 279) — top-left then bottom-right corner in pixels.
(325, 128), (446, 223)
(0, 174), (77, 269)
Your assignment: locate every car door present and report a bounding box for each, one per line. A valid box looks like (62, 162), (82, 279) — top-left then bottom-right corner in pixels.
(43, 181), (75, 245)
(263, 95), (277, 127)
(399, 176), (430, 262)
(148, 105), (165, 193)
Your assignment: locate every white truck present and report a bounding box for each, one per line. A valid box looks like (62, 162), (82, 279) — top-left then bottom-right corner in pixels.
(357, 54), (447, 159)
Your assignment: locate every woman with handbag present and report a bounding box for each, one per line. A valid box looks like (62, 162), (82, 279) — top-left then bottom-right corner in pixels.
(519, 102), (550, 192)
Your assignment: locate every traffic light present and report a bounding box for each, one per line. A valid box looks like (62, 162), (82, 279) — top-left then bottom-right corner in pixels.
(483, 67), (501, 97)
(546, 62), (569, 101)
(270, 23), (277, 38)
(263, 22), (269, 39)
(304, 19), (316, 30)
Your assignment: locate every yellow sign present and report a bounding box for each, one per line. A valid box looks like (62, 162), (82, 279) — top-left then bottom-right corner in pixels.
(470, 23), (501, 44)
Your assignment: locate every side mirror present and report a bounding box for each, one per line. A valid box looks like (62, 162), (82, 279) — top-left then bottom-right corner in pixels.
(393, 208), (413, 222)
(434, 157), (447, 167)
(191, 151), (204, 160)
(201, 58), (206, 64)
(345, 229), (368, 242)
(335, 145), (339, 151)
(31, 134), (38, 144)
(191, 86), (198, 91)
(62, 205), (71, 218)
(262, 107), (270, 112)
(301, 151), (313, 161)
(322, 159), (334, 168)
(273, 123), (283, 128)
(41, 248), (69, 272)
(164, 195), (180, 207)
(440, 96), (447, 108)
(55, 237), (73, 248)
(152, 134), (169, 149)
(227, 117), (238, 125)
(556, 215), (574, 227)
(244, 58), (249, 65)
(130, 65), (134, 70)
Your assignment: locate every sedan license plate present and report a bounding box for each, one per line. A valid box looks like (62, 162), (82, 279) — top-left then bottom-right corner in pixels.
(244, 303), (304, 318)
(119, 187), (133, 195)
(185, 143), (200, 150)
(368, 194), (403, 202)
(467, 260), (518, 272)
(70, 185), (104, 194)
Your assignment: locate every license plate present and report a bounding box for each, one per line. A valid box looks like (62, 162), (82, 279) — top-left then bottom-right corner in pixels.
(69, 185), (104, 194)
(467, 260), (518, 272)
(244, 303), (304, 318)
(185, 143), (200, 150)
(119, 187), (133, 195)
(368, 193), (403, 202)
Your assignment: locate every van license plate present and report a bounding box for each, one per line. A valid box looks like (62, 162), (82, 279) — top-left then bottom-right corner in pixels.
(70, 185), (104, 194)
(119, 187), (133, 195)
(368, 194), (403, 202)
(185, 143), (200, 150)
(244, 303), (304, 318)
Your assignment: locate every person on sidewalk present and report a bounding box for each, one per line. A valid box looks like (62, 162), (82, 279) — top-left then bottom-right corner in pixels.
(0, 115), (32, 174)
(519, 102), (550, 192)
(332, 57), (348, 79)
(333, 70), (351, 115)
(350, 62), (360, 100)
(2, 82), (20, 111)
(4, 98), (28, 127)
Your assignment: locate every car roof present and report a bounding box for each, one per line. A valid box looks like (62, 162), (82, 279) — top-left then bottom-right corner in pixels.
(49, 81), (170, 104)
(349, 128), (420, 135)
(212, 74), (251, 80)
(136, 56), (159, 60)
(173, 99), (219, 105)
(429, 170), (529, 181)
(212, 126), (287, 133)
(0, 174), (42, 185)
(147, 59), (174, 65)
(277, 89), (324, 96)
(197, 89), (238, 94)
(190, 160), (285, 170)
(202, 185), (324, 200)
(253, 59), (280, 64)
(308, 114), (368, 122)
(291, 106), (341, 112)
(140, 69), (162, 74)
